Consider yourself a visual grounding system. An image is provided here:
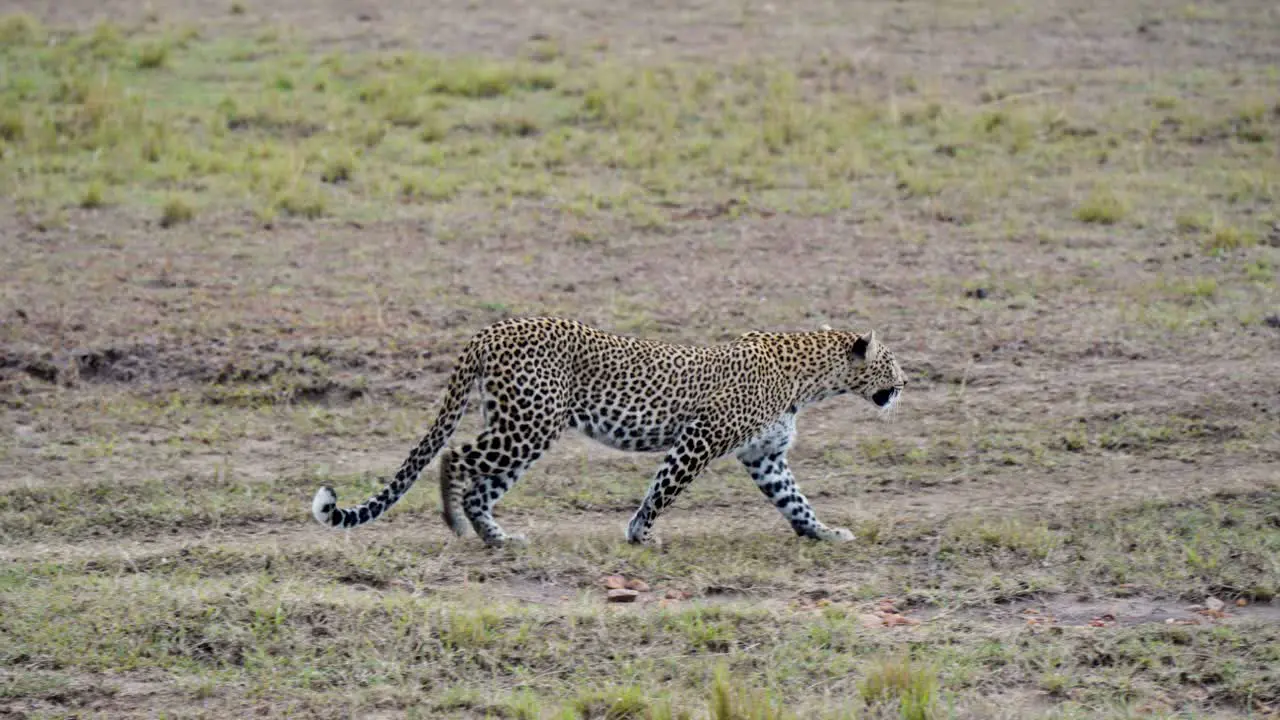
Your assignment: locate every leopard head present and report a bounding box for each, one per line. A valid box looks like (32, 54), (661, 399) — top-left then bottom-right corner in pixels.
(846, 330), (906, 411)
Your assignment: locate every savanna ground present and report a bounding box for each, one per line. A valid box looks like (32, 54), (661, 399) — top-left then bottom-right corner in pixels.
(1, 0), (1279, 717)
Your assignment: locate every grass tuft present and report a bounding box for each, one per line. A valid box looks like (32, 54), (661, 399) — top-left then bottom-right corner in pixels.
(0, 12), (42, 45)
(79, 181), (107, 209)
(274, 186), (327, 218)
(159, 195), (195, 227)
(320, 153), (355, 184)
(0, 111), (25, 142)
(524, 38), (564, 64)
(1074, 187), (1128, 225)
(1176, 211), (1213, 233)
(571, 686), (651, 719)
(1204, 225), (1258, 253)
(710, 665), (791, 720)
(946, 516), (1061, 560)
(491, 114), (541, 137)
(134, 42), (169, 70)
(859, 656), (940, 720)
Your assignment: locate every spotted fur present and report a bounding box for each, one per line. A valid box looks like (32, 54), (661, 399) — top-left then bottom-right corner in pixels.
(311, 317), (906, 546)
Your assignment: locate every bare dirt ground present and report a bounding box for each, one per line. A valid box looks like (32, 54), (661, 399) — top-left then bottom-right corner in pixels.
(1, 0), (1278, 717)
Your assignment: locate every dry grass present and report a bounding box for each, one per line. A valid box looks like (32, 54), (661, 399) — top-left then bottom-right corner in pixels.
(1, 0), (1279, 717)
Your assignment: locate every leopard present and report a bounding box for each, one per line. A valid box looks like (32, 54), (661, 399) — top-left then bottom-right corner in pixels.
(311, 316), (906, 546)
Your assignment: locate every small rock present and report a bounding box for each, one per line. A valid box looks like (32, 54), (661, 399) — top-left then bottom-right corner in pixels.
(664, 589), (690, 600)
(858, 613), (884, 629)
(880, 612), (921, 628)
(1236, 598), (1249, 607)
(1205, 596), (1225, 612)
(625, 579), (650, 592)
(1263, 314), (1280, 329)
(607, 588), (639, 603)
(965, 287), (989, 300)
(603, 575), (627, 590)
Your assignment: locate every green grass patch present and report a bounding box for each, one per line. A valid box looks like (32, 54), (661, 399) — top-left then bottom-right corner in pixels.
(1, 16), (1275, 230)
(1, 562), (1276, 717)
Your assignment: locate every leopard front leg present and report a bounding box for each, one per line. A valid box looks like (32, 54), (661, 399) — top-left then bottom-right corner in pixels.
(626, 424), (718, 546)
(738, 448), (853, 543)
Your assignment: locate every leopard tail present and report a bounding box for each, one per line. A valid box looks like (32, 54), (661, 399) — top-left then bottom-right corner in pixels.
(311, 340), (483, 530)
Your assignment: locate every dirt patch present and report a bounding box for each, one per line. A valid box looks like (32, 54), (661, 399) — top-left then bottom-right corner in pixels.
(0, 669), (185, 720)
(9, 0), (1278, 81)
(966, 595), (1280, 630)
(0, 337), (392, 405)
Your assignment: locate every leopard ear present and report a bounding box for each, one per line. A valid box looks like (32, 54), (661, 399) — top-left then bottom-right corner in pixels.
(851, 332), (870, 360)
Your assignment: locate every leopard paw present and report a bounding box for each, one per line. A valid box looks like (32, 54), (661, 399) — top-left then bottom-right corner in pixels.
(817, 525), (855, 543)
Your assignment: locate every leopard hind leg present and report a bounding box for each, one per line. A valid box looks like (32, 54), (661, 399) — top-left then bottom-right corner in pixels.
(453, 421), (562, 546)
(438, 447), (469, 537)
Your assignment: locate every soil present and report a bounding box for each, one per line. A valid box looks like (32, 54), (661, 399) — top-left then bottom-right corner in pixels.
(1, 0), (1277, 716)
